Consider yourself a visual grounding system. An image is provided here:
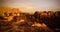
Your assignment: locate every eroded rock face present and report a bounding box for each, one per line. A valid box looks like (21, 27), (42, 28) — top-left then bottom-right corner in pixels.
(0, 7), (20, 21)
(33, 11), (60, 32)
(0, 10), (60, 32)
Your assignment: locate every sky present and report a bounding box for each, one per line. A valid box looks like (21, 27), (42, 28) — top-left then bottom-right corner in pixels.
(0, 0), (60, 13)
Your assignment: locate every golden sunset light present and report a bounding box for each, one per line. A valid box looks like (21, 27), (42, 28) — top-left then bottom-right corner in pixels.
(0, 0), (60, 13)
(0, 0), (60, 32)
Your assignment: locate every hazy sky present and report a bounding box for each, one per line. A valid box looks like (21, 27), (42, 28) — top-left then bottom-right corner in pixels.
(0, 0), (59, 13)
